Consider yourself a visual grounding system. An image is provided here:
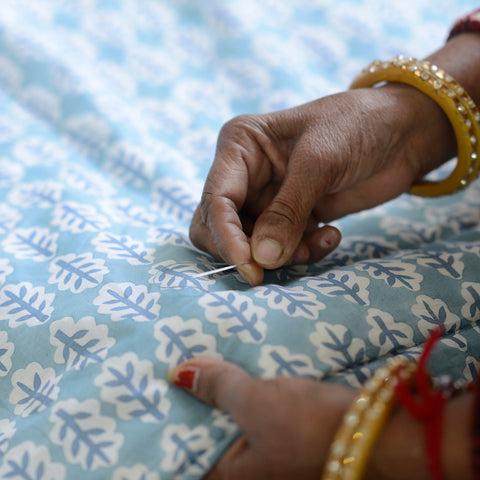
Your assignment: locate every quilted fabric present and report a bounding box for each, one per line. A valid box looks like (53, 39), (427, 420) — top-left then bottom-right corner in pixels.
(0, 1), (479, 478)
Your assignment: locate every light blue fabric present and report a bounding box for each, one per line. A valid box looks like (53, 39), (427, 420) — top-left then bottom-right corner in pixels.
(1, 1), (480, 478)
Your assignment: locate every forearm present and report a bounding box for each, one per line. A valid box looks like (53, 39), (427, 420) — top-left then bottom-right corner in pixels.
(365, 391), (474, 480)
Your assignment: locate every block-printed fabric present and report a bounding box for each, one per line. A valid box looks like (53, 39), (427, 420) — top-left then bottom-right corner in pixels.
(0, 1), (479, 478)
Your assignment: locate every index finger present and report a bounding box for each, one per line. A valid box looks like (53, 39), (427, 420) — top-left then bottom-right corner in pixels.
(195, 134), (266, 285)
(189, 204), (263, 285)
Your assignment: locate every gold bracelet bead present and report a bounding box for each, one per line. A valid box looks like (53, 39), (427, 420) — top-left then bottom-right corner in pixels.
(322, 357), (415, 480)
(350, 56), (480, 197)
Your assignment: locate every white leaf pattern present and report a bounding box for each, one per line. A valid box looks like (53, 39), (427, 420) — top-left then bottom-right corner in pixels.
(0, 282), (55, 327)
(199, 291), (267, 343)
(49, 398), (124, 470)
(95, 352), (171, 423)
(3, 227), (58, 261)
(92, 232), (154, 265)
(154, 316), (222, 367)
(94, 282), (161, 321)
(49, 253), (109, 293)
(254, 284), (325, 319)
(0, 2), (478, 479)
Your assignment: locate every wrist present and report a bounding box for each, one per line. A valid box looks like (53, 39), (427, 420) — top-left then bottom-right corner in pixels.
(348, 81), (456, 188)
(364, 403), (429, 480)
(376, 81), (456, 182)
(442, 393), (474, 480)
(351, 33), (480, 189)
(364, 391), (475, 480)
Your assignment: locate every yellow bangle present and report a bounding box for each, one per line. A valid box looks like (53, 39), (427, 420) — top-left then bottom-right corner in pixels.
(321, 357), (415, 480)
(350, 56), (480, 197)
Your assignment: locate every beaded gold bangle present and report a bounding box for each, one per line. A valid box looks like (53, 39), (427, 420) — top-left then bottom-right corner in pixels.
(350, 55), (480, 197)
(322, 357), (415, 480)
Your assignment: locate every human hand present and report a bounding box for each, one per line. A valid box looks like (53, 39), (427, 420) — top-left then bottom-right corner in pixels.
(189, 84), (454, 285)
(168, 357), (474, 480)
(168, 358), (356, 480)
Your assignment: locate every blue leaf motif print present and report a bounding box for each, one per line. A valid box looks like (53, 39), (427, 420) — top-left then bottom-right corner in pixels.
(50, 316), (115, 370)
(154, 316), (221, 367)
(199, 291), (267, 343)
(95, 282), (160, 322)
(149, 260), (213, 289)
(95, 353), (171, 423)
(49, 253), (109, 293)
(65, 113), (111, 156)
(254, 285), (325, 319)
(461, 282), (480, 320)
(148, 225), (191, 246)
(50, 399), (123, 470)
(61, 163), (116, 197)
(13, 180), (62, 208)
(307, 270), (370, 305)
(101, 197), (156, 226)
(52, 201), (110, 233)
(105, 141), (153, 188)
(10, 363), (60, 417)
(316, 251), (356, 269)
(3, 227), (57, 261)
(0, 282), (55, 327)
(274, 265), (310, 283)
(161, 424), (215, 476)
(0, 331), (14, 376)
(408, 251), (464, 279)
(0, 441), (66, 479)
(310, 322), (367, 383)
(152, 179), (198, 223)
(356, 259), (422, 290)
(412, 295), (463, 349)
(366, 308), (414, 356)
(258, 345), (318, 379)
(92, 232), (154, 265)
(343, 237), (397, 260)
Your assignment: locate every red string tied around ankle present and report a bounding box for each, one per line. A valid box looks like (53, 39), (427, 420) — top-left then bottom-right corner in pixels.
(395, 326), (449, 480)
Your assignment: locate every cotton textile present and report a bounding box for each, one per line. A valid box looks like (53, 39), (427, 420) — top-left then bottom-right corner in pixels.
(0, 1), (479, 479)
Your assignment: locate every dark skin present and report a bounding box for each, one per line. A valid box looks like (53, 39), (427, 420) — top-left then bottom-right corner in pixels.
(170, 32), (480, 479)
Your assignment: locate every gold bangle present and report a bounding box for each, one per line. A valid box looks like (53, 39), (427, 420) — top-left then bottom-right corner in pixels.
(350, 55), (480, 197)
(321, 357), (415, 480)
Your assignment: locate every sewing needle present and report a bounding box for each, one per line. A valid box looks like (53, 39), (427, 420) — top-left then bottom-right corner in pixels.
(191, 262), (248, 278)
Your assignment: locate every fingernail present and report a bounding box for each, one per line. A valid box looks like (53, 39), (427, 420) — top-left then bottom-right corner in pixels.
(320, 229), (339, 249)
(254, 238), (283, 266)
(168, 366), (199, 391)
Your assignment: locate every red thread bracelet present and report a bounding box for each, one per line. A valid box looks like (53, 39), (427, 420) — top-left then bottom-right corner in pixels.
(448, 8), (480, 40)
(395, 327), (448, 480)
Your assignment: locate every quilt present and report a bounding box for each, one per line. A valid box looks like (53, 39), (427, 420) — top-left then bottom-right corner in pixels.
(0, 1), (479, 479)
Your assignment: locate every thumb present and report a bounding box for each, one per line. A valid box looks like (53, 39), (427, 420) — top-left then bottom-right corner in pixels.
(251, 157), (320, 269)
(168, 358), (255, 421)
